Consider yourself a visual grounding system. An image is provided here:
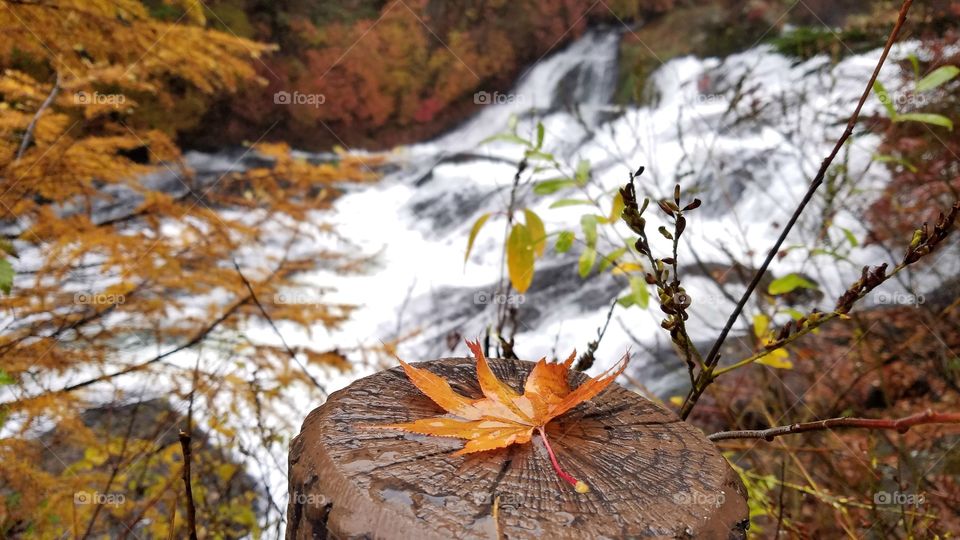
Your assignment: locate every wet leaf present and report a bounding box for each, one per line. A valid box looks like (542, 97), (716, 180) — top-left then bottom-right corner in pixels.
(373, 340), (629, 492)
(507, 223), (535, 293)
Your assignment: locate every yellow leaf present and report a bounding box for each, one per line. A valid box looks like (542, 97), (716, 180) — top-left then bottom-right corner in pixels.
(756, 348), (793, 369)
(507, 223), (535, 293)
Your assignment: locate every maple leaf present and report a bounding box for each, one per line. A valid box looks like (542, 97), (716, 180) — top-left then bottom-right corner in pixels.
(375, 340), (629, 493)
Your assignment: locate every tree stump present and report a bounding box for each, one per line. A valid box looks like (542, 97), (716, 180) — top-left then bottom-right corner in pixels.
(286, 357), (749, 539)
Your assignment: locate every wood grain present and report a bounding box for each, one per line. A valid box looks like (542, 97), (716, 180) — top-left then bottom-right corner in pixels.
(287, 358), (749, 539)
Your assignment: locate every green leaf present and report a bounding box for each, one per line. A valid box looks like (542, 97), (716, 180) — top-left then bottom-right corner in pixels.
(480, 133), (531, 147)
(616, 293), (635, 308)
(464, 213), (492, 263)
(895, 113), (954, 130)
(548, 199), (593, 208)
(525, 150), (555, 162)
(907, 54), (920, 78)
(533, 178), (577, 195)
(578, 247), (596, 277)
(767, 273), (818, 296)
(915, 65), (959, 93)
(841, 227), (858, 248)
(598, 247), (627, 272)
(555, 231), (574, 253)
(535, 122), (545, 150)
(0, 239), (15, 256)
(0, 258), (13, 295)
(574, 159), (591, 186)
(507, 224), (535, 293)
(872, 153), (918, 173)
(0, 369), (14, 385)
(873, 81), (896, 118)
(580, 214), (598, 248)
(629, 275), (650, 308)
(523, 209), (546, 258)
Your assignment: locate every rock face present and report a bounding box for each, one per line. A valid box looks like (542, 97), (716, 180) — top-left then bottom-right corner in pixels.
(286, 358), (749, 539)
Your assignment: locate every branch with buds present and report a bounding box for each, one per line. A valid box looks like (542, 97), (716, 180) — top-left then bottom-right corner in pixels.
(620, 167), (704, 383)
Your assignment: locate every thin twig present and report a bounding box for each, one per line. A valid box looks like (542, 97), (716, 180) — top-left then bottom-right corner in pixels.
(707, 409), (960, 442)
(16, 71), (61, 162)
(178, 431), (198, 540)
(574, 294), (617, 371)
(232, 260), (328, 397)
(680, 0), (915, 419)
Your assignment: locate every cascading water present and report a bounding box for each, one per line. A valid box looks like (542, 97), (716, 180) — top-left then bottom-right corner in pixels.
(305, 29), (936, 401)
(13, 26), (954, 526)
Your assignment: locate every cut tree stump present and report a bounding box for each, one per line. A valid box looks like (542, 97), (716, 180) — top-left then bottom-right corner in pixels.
(286, 357), (749, 539)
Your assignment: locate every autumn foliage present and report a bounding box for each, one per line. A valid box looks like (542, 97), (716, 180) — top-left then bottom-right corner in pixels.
(0, 1), (377, 536)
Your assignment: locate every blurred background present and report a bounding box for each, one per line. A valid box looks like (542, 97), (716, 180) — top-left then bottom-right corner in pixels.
(1, 0), (959, 537)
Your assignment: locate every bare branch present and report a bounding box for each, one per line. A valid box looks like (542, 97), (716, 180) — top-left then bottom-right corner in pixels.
(708, 409), (960, 442)
(178, 431), (198, 540)
(16, 71), (61, 162)
(680, 0), (916, 420)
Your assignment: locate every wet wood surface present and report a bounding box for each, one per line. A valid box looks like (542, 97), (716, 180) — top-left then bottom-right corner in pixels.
(286, 357), (749, 539)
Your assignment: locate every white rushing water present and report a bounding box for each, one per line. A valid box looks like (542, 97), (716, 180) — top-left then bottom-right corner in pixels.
(228, 29), (954, 523)
(306, 29), (925, 393)
(9, 26), (956, 531)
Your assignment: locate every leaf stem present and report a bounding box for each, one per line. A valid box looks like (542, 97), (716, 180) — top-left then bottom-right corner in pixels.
(537, 426), (589, 493)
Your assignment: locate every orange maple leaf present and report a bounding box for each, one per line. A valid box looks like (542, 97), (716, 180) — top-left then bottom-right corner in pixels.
(375, 340), (630, 493)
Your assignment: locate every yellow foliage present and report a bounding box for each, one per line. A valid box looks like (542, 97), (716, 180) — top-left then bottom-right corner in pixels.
(0, 1), (380, 536)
